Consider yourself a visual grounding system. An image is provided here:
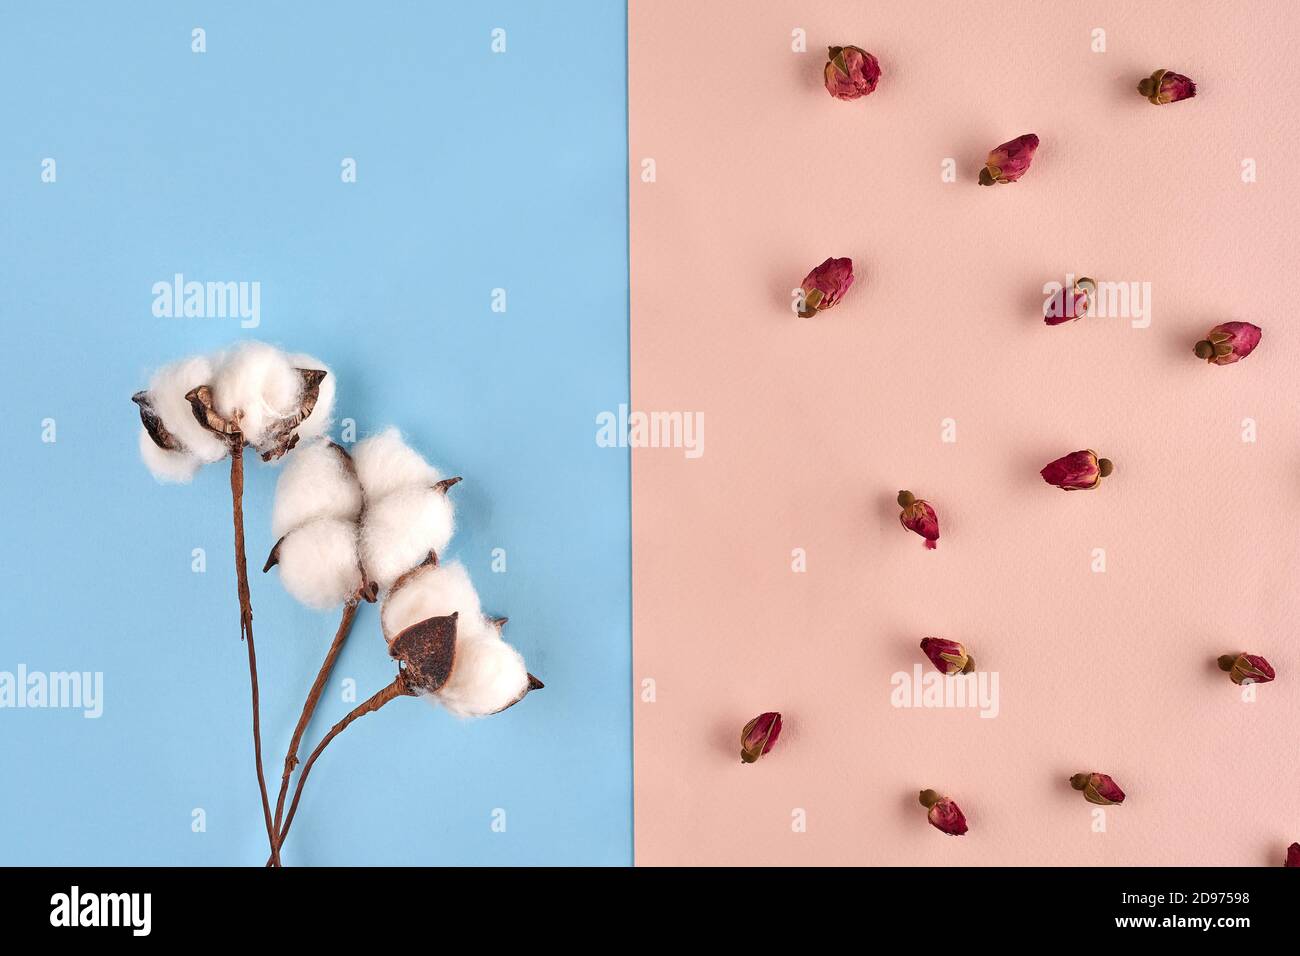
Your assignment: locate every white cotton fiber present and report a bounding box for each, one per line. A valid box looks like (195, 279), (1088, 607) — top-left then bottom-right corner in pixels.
(210, 341), (302, 449)
(138, 427), (202, 483)
(352, 428), (441, 502)
(271, 439), (362, 539)
(435, 626), (531, 718)
(287, 352), (335, 443)
(145, 355), (228, 463)
(360, 486), (456, 591)
(381, 561), (483, 641)
(272, 517), (363, 610)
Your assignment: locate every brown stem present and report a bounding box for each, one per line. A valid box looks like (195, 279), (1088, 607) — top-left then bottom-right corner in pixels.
(230, 443), (277, 860)
(266, 674), (414, 865)
(269, 601), (360, 865)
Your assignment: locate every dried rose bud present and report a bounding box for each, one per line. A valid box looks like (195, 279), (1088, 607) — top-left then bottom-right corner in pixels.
(1070, 772), (1125, 805)
(798, 257), (854, 316)
(920, 637), (974, 675)
(1286, 843), (1300, 867)
(1217, 653), (1276, 686)
(740, 711), (782, 764)
(1194, 322), (1261, 366)
(897, 490), (939, 549)
(1040, 450), (1112, 490)
(978, 133), (1039, 185)
(1138, 69), (1197, 105)
(824, 45), (881, 100)
(919, 789), (968, 836)
(1044, 276), (1095, 326)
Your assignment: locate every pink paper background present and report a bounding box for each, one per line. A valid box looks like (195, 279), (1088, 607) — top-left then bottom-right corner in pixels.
(629, 0), (1300, 865)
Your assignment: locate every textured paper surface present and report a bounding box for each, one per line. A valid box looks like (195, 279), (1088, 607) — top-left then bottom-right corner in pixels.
(630, 0), (1300, 865)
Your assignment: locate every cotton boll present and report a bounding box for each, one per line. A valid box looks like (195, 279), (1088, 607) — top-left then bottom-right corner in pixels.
(271, 518), (363, 610)
(287, 352), (335, 443)
(353, 427), (441, 502)
(361, 486), (456, 591)
(381, 561), (482, 641)
(436, 626), (531, 718)
(271, 439), (362, 539)
(210, 341), (302, 449)
(138, 427), (202, 483)
(145, 355), (228, 463)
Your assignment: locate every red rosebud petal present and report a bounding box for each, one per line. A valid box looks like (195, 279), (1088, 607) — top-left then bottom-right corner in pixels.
(740, 711), (783, 763)
(919, 790), (968, 836)
(1194, 322), (1262, 365)
(1219, 652), (1276, 685)
(897, 490), (940, 548)
(1071, 772), (1125, 805)
(1161, 72), (1197, 102)
(1040, 450), (1111, 490)
(1044, 278), (1093, 326)
(799, 257), (854, 316)
(979, 133), (1038, 185)
(1090, 773), (1125, 805)
(823, 45), (881, 100)
(920, 637), (974, 675)
(1286, 843), (1300, 867)
(1139, 69), (1197, 105)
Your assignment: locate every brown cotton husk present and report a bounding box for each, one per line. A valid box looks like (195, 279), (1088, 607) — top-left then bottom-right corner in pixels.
(327, 438), (359, 475)
(263, 536), (286, 573)
(257, 369), (328, 461)
(387, 550), (439, 594)
(183, 367), (328, 460)
(185, 383), (242, 440)
(132, 391), (184, 451)
(388, 612), (459, 693)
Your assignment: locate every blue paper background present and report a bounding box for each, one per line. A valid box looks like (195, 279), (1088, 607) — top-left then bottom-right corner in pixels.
(0, 1), (630, 864)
